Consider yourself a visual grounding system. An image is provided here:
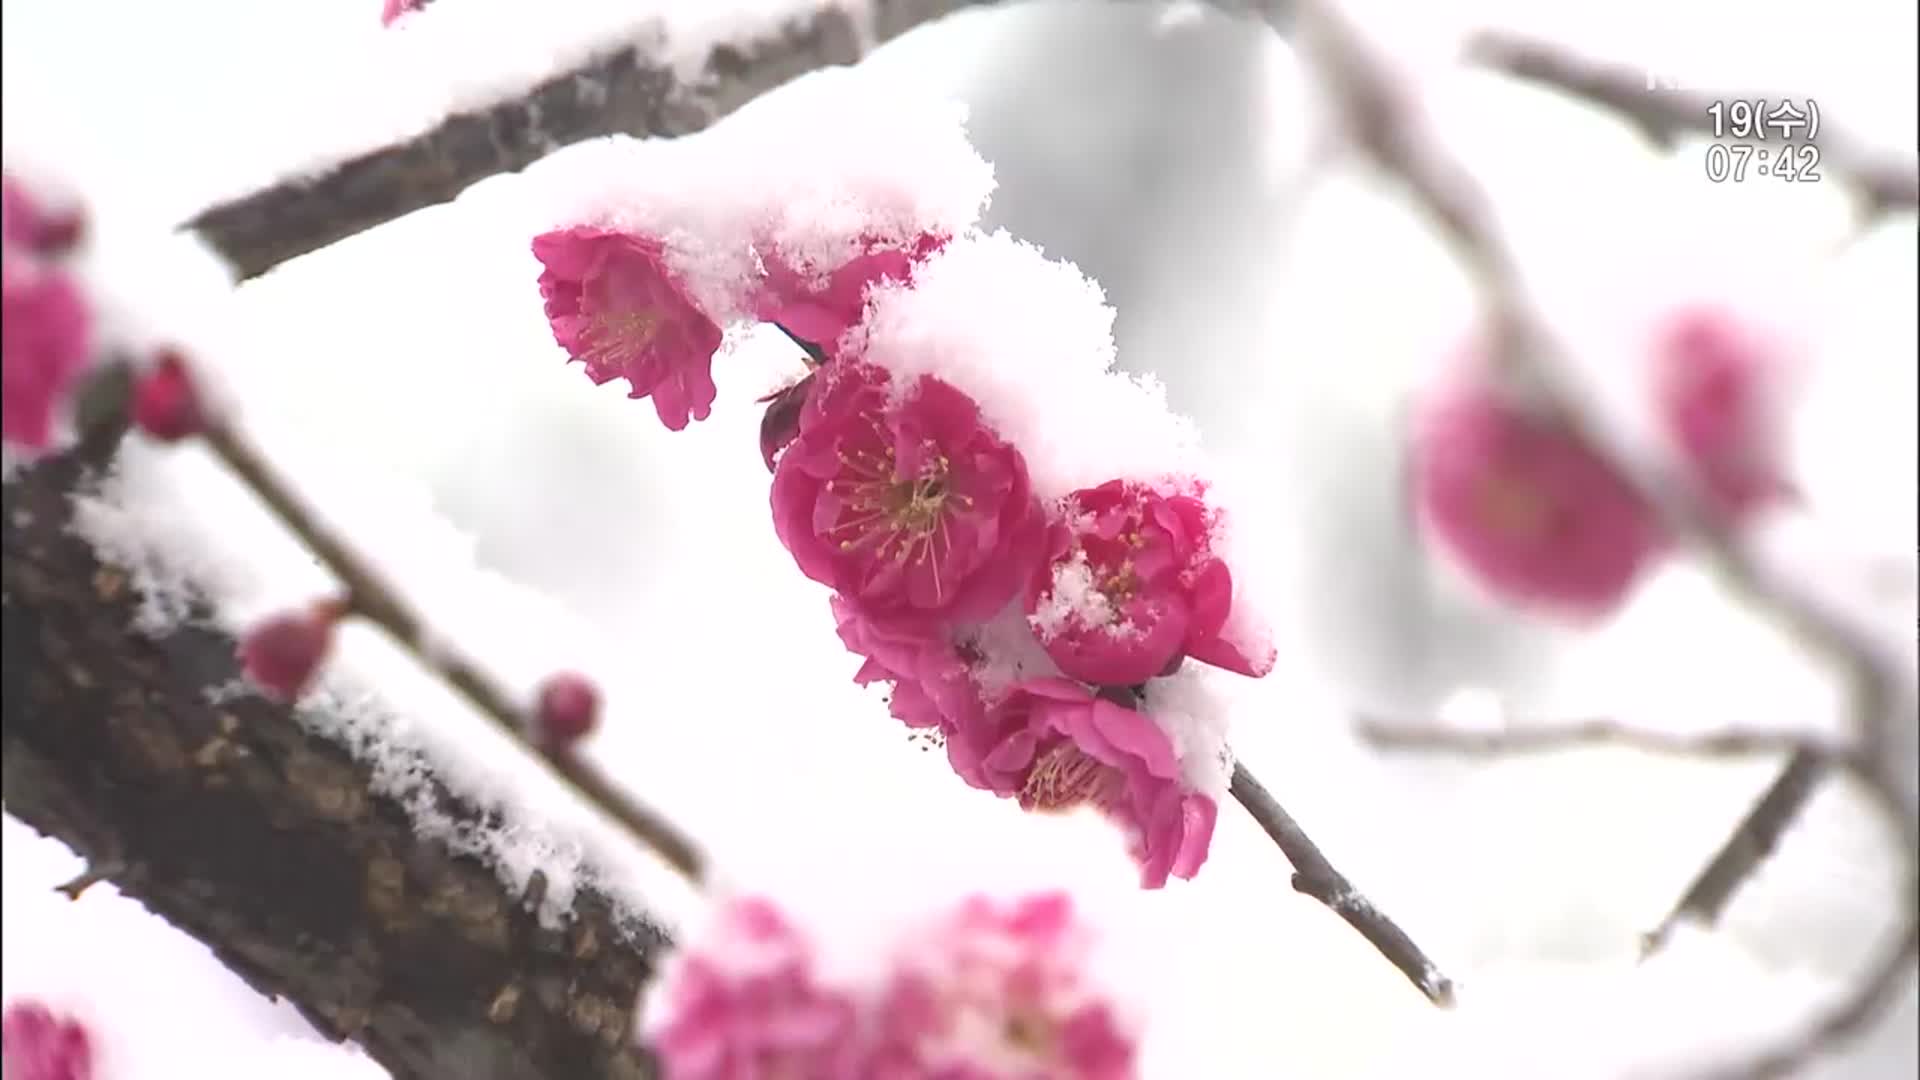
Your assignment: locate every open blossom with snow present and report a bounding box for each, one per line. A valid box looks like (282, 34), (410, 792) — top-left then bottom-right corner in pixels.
(773, 361), (1047, 633)
(1029, 479), (1274, 685)
(1, 1000), (94, 1080)
(528, 89), (1267, 890)
(644, 893), (1138, 1079)
(532, 226), (726, 431)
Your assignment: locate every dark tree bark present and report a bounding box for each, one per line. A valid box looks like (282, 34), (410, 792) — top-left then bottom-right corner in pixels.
(2, 420), (665, 1080)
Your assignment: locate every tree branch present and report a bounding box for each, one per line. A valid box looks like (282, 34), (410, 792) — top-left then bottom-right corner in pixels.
(1228, 762), (1456, 1007)
(1292, 2), (1918, 1075)
(190, 390), (707, 884)
(1464, 29), (1920, 220)
(2, 421), (666, 1080)
(182, 0), (1290, 280)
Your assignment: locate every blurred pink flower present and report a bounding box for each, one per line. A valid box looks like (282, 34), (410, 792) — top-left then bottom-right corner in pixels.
(2, 258), (93, 451)
(754, 233), (945, 354)
(648, 898), (863, 1080)
(970, 680), (1216, 888)
(1651, 306), (1795, 520)
(2, 176), (83, 257)
(532, 227), (724, 431)
(1411, 360), (1667, 620)
(773, 362), (1045, 633)
(866, 892), (1138, 1079)
(1028, 480), (1270, 686)
(2, 1000), (94, 1080)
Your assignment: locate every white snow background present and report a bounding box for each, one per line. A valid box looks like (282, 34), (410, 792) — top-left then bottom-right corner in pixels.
(2, 0), (1916, 1077)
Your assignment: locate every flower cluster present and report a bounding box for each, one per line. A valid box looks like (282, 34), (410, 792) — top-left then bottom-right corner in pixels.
(2, 174), (93, 452)
(531, 203), (1271, 887)
(1410, 307), (1796, 620)
(645, 893), (1137, 1080)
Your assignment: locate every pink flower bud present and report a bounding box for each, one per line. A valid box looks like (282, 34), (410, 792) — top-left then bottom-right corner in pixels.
(2, 1000), (94, 1080)
(533, 672), (599, 749)
(131, 349), (206, 443)
(238, 599), (346, 702)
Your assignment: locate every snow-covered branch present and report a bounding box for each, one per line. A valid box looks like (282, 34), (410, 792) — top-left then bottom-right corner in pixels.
(1293, 1), (1919, 1076)
(1228, 763), (1455, 1007)
(180, 371), (709, 883)
(1, 418), (666, 1080)
(184, 0), (1285, 280)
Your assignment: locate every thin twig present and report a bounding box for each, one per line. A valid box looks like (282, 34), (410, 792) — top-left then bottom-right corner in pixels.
(1292, 2), (1918, 1075)
(1464, 29), (1920, 221)
(1229, 762), (1456, 1007)
(197, 416), (708, 883)
(1358, 717), (1837, 959)
(1641, 750), (1826, 958)
(1357, 714), (1845, 762)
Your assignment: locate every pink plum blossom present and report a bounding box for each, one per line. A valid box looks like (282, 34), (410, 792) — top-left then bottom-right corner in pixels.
(972, 680), (1216, 888)
(532, 226), (725, 431)
(1650, 305), (1795, 520)
(2, 1000), (94, 1080)
(754, 233), (945, 354)
(1410, 360), (1667, 620)
(772, 362), (1046, 633)
(647, 897), (863, 1080)
(2, 258), (93, 451)
(1027, 480), (1271, 686)
(865, 892), (1138, 1079)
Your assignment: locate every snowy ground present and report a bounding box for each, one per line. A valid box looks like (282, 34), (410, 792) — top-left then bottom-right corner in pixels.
(3, 0), (1916, 1077)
